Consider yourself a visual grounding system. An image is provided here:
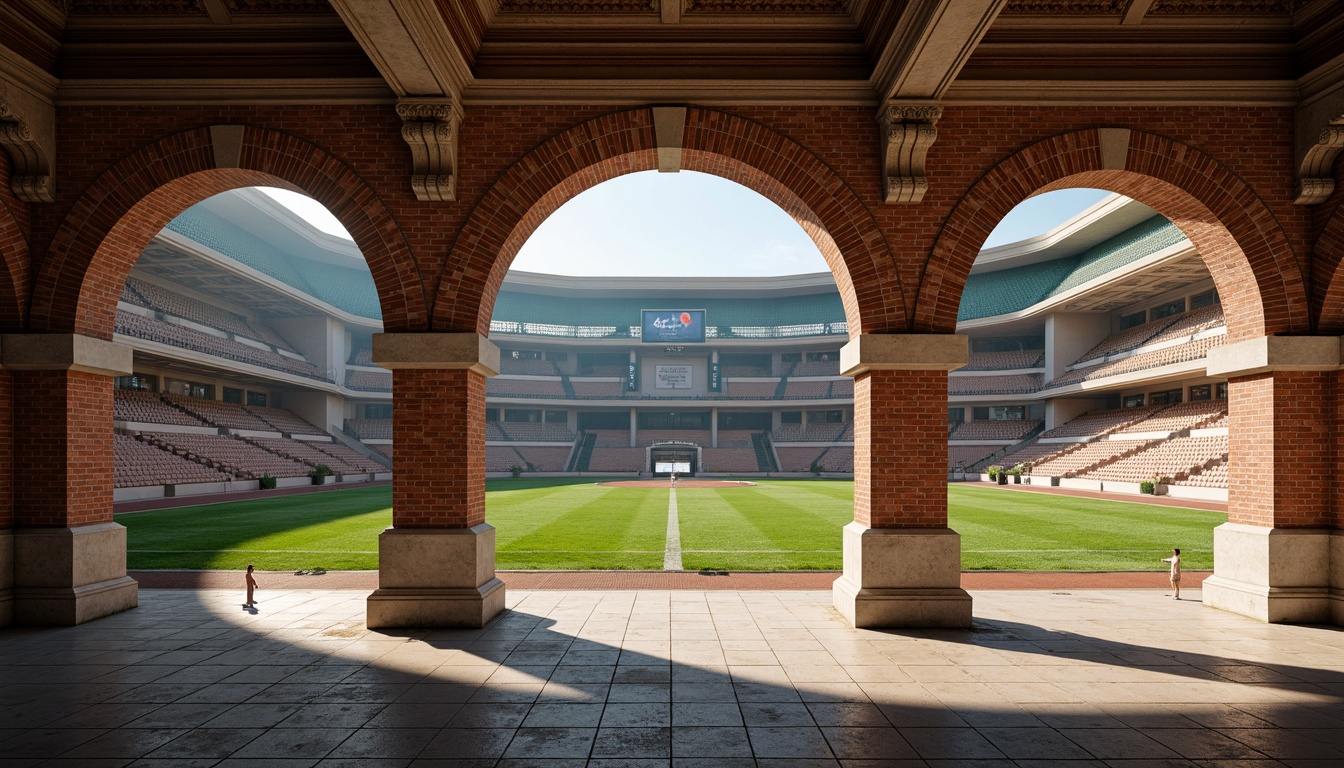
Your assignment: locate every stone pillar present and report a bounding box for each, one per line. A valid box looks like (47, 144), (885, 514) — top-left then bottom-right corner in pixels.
(2, 334), (137, 625)
(711, 407), (719, 448)
(1202, 336), (1339, 624)
(832, 334), (972, 628)
(365, 333), (504, 628)
(629, 407), (637, 448)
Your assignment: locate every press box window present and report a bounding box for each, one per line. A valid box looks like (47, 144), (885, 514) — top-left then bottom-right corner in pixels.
(116, 374), (158, 392)
(247, 391), (268, 407)
(990, 406), (1024, 420)
(1189, 385), (1212, 402)
(1149, 388), (1183, 406)
(1216, 383), (1228, 400)
(1120, 311), (1147, 330)
(1150, 299), (1186, 321)
(780, 411), (803, 424)
(367, 404), (393, 419)
(1124, 394), (1146, 408)
(222, 387), (244, 404)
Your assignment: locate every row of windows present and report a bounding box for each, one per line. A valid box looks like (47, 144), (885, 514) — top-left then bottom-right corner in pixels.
(1121, 382), (1227, 408)
(1119, 288), (1220, 330)
(115, 374), (268, 406)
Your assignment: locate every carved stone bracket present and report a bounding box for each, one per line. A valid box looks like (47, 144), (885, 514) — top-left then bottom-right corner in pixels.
(1294, 121), (1344, 205)
(881, 103), (942, 204)
(0, 83), (55, 203)
(396, 98), (459, 203)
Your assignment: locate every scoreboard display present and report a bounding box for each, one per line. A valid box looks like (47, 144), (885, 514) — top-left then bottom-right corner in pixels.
(641, 309), (706, 343)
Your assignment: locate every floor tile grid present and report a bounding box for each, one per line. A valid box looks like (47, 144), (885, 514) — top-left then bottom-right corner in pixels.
(0, 588), (1341, 765)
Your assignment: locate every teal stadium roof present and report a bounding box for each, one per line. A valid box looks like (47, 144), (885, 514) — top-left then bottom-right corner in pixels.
(958, 216), (1186, 322)
(167, 208), (383, 320)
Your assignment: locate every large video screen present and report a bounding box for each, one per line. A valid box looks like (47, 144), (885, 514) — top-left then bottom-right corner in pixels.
(641, 309), (706, 344)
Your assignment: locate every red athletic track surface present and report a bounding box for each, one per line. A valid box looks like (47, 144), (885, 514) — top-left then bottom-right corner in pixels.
(130, 570), (1209, 591)
(598, 480), (757, 489)
(114, 481), (392, 514)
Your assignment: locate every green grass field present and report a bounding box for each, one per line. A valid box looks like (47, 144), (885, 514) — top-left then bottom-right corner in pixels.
(119, 479), (1224, 571)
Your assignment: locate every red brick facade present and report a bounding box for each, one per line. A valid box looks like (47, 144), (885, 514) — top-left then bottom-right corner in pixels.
(0, 101), (1337, 567)
(392, 369), (486, 529)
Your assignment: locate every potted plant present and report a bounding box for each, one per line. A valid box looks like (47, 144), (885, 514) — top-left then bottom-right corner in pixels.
(259, 474), (277, 490)
(309, 464), (334, 485)
(509, 464), (523, 478)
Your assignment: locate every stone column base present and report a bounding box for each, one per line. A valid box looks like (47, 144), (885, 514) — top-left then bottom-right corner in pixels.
(1202, 523), (1331, 624)
(1331, 531), (1344, 627)
(14, 523), (138, 625)
(832, 523), (971, 628)
(0, 529), (12, 627)
(367, 524), (505, 628)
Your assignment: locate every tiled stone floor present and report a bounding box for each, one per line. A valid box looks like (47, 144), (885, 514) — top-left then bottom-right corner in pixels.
(1, 587), (1342, 767)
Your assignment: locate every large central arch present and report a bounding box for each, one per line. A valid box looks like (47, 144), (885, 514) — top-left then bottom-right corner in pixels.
(432, 107), (903, 335)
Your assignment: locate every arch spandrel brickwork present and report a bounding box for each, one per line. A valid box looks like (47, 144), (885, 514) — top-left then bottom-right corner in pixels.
(917, 128), (1308, 342)
(28, 125), (426, 339)
(439, 108), (898, 338)
(0, 150), (30, 332)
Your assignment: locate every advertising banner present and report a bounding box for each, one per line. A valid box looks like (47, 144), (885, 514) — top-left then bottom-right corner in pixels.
(655, 364), (692, 389)
(641, 309), (706, 343)
(626, 360), (639, 391)
(709, 361), (721, 392)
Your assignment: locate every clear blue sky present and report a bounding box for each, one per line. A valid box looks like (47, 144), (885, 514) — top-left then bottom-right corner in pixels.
(262, 176), (1114, 276)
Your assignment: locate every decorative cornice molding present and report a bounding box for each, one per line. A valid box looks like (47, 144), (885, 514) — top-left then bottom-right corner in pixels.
(880, 102), (941, 204)
(1294, 120), (1344, 205)
(0, 83), (54, 203)
(498, 0), (655, 11)
(684, 0), (849, 11)
(397, 97), (459, 202)
(1000, 0), (1123, 13)
(1148, 0), (1301, 14)
(67, 0), (207, 14)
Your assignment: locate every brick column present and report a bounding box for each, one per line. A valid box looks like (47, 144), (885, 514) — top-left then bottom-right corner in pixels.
(2, 334), (138, 625)
(1201, 336), (1340, 625)
(365, 333), (504, 628)
(0, 369), (11, 626)
(832, 334), (972, 628)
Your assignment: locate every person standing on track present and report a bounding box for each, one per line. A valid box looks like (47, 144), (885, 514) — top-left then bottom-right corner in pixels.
(244, 564), (258, 609)
(1161, 548), (1181, 600)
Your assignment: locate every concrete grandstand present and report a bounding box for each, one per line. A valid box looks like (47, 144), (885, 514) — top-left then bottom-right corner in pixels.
(114, 189), (1228, 504)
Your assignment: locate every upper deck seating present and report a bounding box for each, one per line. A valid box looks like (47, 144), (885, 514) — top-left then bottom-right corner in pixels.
(1116, 401), (1226, 434)
(948, 374), (1042, 395)
(963, 350), (1044, 370)
(725, 381), (779, 398)
(639, 430), (711, 447)
(1048, 335), (1225, 388)
(115, 310), (326, 380)
(346, 418), (392, 439)
(346, 369), (392, 392)
(571, 381), (624, 397)
(499, 358), (560, 375)
(348, 347), (373, 365)
(486, 378), (566, 397)
(781, 380), (830, 398)
(791, 360), (841, 376)
(950, 419), (1041, 441)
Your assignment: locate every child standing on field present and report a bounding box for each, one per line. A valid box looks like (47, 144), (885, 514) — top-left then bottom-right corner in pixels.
(1161, 548), (1181, 600)
(244, 564), (258, 609)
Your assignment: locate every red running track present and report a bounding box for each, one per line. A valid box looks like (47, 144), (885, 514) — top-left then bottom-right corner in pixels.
(130, 569), (1209, 591)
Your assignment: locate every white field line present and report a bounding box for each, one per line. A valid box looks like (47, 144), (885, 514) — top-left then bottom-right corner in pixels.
(664, 487), (684, 571)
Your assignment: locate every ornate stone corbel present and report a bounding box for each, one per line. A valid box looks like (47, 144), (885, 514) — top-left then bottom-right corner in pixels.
(881, 103), (941, 204)
(1294, 122), (1344, 205)
(0, 83), (54, 203)
(396, 98), (459, 203)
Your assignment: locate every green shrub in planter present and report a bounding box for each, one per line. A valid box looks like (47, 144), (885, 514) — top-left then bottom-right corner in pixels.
(259, 474), (277, 490)
(1139, 479), (1155, 494)
(987, 465), (1002, 480)
(509, 464), (522, 478)
(309, 464), (334, 485)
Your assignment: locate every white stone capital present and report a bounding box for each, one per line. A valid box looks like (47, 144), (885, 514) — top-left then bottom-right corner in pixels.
(371, 333), (499, 376)
(1204, 335), (1341, 378)
(841, 333), (967, 376)
(0, 334), (134, 377)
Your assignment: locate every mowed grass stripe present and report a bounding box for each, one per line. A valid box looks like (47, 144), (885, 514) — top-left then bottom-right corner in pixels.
(678, 480), (852, 571)
(490, 480), (666, 570)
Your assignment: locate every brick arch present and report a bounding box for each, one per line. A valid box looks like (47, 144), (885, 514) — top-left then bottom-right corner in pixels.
(31, 126), (425, 339)
(0, 182), (28, 331)
(918, 129), (1307, 341)
(1311, 198), (1344, 333)
(434, 108), (900, 335)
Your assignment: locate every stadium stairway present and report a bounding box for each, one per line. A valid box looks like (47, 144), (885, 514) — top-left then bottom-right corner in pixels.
(773, 376), (789, 398)
(753, 432), (779, 472)
(560, 374), (577, 398)
(571, 432), (597, 472)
